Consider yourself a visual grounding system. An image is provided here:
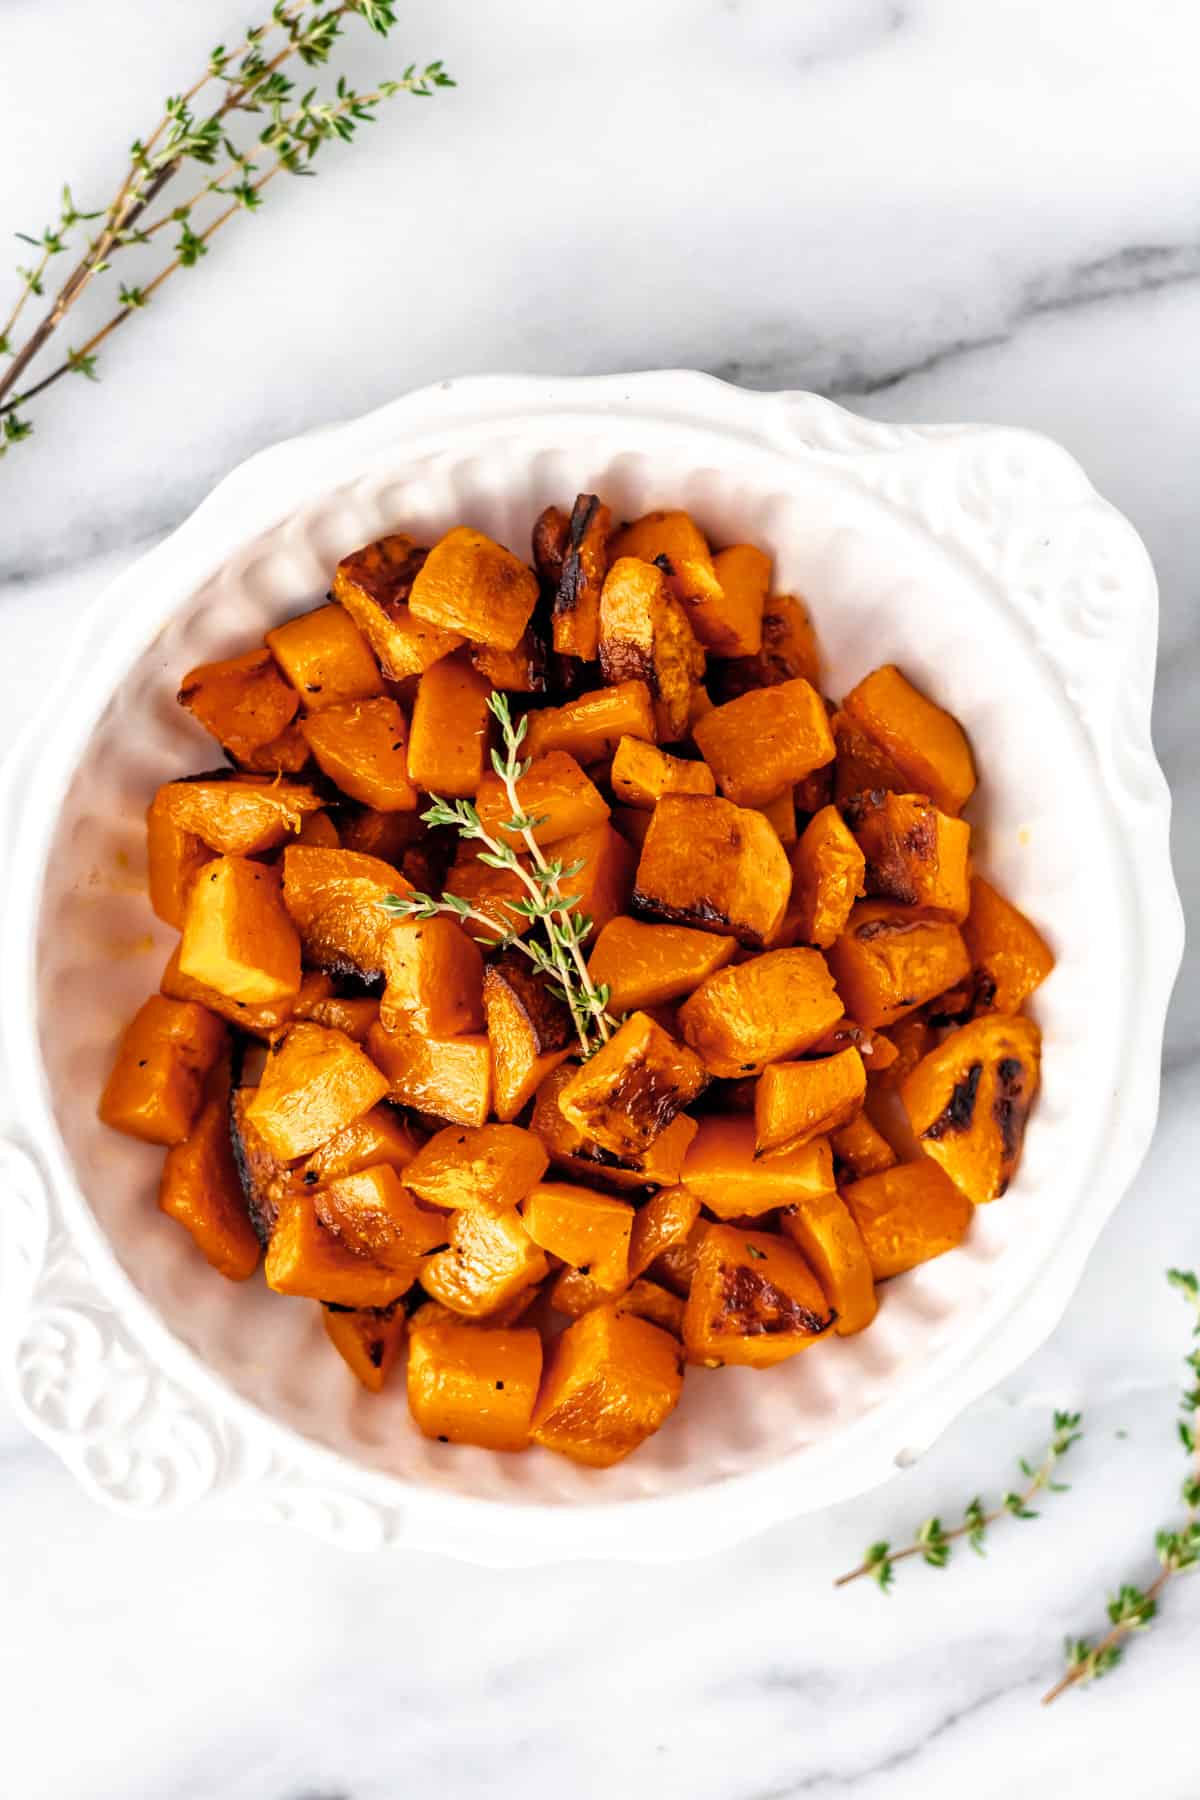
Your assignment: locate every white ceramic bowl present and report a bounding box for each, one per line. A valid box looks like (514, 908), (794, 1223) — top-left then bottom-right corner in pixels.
(0, 374), (1182, 1561)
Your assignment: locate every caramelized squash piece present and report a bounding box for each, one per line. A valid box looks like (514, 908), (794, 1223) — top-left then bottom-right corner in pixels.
(297, 810), (340, 849)
(299, 697), (418, 811)
(471, 629), (548, 694)
(229, 1087), (299, 1244)
(179, 857), (302, 1006)
(779, 1192), (877, 1336)
(524, 680), (657, 766)
(614, 1279), (686, 1336)
(322, 1299), (407, 1392)
(245, 1021), (389, 1160)
(367, 1019), (492, 1128)
(789, 806), (867, 949)
(610, 736), (715, 809)
(550, 821), (637, 942)
(558, 1010), (709, 1158)
(522, 1180), (635, 1290)
(302, 1104), (420, 1182)
(706, 544), (770, 660)
(588, 916), (736, 1013)
(265, 1191), (415, 1307)
(552, 493), (612, 661)
(474, 750), (608, 848)
(237, 719), (312, 775)
(405, 1122), (549, 1215)
(338, 807), (423, 862)
(379, 915), (485, 1037)
(159, 1063), (260, 1279)
(680, 1115), (835, 1218)
(629, 1183), (702, 1281)
(829, 1110), (898, 1180)
(841, 1159), (973, 1280)
(407, 652), (492, 798)
(332, 533), (464, 678)
(678, 947), (844, 1078)
(155, 776), (325, 857)
(177, 647), (299, 762)
(530, 1062), (698, 1191)
(693, 678), (835, 808)
(598, 556), (705, 741)
(901, 1013), (1041, 1203)
(841, 665), (976, 816)
(294, 991), (379, 1043)
(409, 525), (539, 651)
(847, 790), (971, 920)
(871, 1013), (934, 1091)
(633, 794), (793, 949)
(407, 1311), (543, 1449)
(99, 996), (227, 1146)
(714, 593), (820, 701)
(962, 876), (1055, 1014)
(421, 1206), (549, 1318)
(483, 953), (573, 1122)
(754, 787), (797, 847)
(281, 844), (407, 980)
(146, 791), (211, 928)
(683, 1225), (836, 1368)
(831, 707), (910, 807)
(444, 846), (534, 943)
(160, 942), (301, 1040)
(266, 603), (385, 709)
(649, 1217), (712, 1296)
(755, 1047), (866, 1155)
(314, 1163), (450, 1271)
(532, 1305), (684, 1467)
(826, 902), (971, 1030)
(532, 503), (569, 586)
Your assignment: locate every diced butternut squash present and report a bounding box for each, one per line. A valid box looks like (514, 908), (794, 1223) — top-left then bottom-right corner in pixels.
(524, 680), (657, 766)
(683, 1225), (836, 1368)
(558, 1011), (708, 1158)
(826, 902), (971, 1030)
(266, 603), (385, 708)
(471, 629), (548, 694)
(297, 810), (340, 848)
(629, 1183), (702, 1281)
(588, 916), (737, 1013)
(99, 995), (227, 1147)
(612, 804), (653, 851)
(299, 698), (418, 811)
(322, 1299), (407, 1392)
(755, 1047), (867, 1155)
(265, 1191), (414, 1307)
(409, 525), (539, 651)
(532, 1305), (684, 1467)
(829, 1110), (898, 1179)
(693, 678), (834, 808)
(840, 1159), (973, 1280)
(483, 953), (573, 1122)
(703, 544), (771, 659)
(550, 821), (637, 942)
(158, 1063), (259, 1279)
(229, 1088), (299, 1244)
(443, 846), (534, 943)
(302, 1105), (420, 1183)
(714, 593), (820, 700)
(281, 844), (407, 980)
(313, 1163), (450, 1272)
(522, 1180), (635, 1289)
(404, 1123), (549, 1215)
(237, 719), (312, 775)
(789, 806), (867, 949)
(332, 533), (465, 678)
(379, 915), (485, 1037)
(900, 1012), (1041, 1203)
(779, 1192), (877, 1336)
(154, 776), (325, 857)
(367, 1019), (492, 1127)
(177, 647), (299, 762)
(407, 652), (492, 798)
(681, 1115), (835, 1218)
(146, 791), (211, 928)
(679, 947), (844, 1078)
(293, 991), (379, 1043)
(647, 1217), (711, 1296)
(244, 1021), (389, 1160)
(754, 787), (797, 847)
(407, 1310), (543, 1449)
(529, 1062), (697, 1189)
(338, 807), (424, 862)
(871, 1014), (934, 1090)
(610, 736), (716, 808)
(532, 504), (569, 584)
(613, 1279), (686, 1336)
(551, 493), (612, 661)
(831, 707), (910, 807)
(962, 876), (1055, 1014)
(841, 665), (976, 816)
(178, 857), (302, 1006)
(475, 750), (608, 848)
(160, 942), (300, 1039)
(598, 556), (705, 740)
(794, 760), (836, 819)
(633, 794), (793, 949)
(420, 1206), (549, 1319)
(847, 790), (971, 920)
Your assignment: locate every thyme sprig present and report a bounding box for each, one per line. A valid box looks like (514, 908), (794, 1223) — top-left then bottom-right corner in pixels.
(0, 2), (453, 452)
(1041, 1270), (1200, 1704)
(835, 1410), (1083, 1592)
(382, 693), (618, 1059)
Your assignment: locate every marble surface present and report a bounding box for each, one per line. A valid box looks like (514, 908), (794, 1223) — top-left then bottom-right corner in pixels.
(2, 2), (1198, 1795)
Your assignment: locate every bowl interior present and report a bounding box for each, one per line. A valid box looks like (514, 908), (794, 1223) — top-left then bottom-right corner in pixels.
(33, 423), (1122, 1507)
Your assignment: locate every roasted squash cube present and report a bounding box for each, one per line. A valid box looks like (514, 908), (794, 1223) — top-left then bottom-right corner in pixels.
(608, 511), (735, 654)
(841, 665), (976, 816)
(613, 1279), (686, 1337)
(267, 602), (385, 709)
(421, 1206), (549, 1319)
(532, 1305), (684, 1467)
(237, 719), (312, 775)
(713, 593), (820, 701)
(444, 846), (534, 943)
(475, 750), (609, 848)
(265, 1191), (414, 1307)
(332, 533), (464, 679)
(629, 1183), (702, 1281)
(367, 1019), (492, 1128)
(158, 1064), (259, 1279)
(681, 1114), (835, 1218)
(299, 697), (419, 811)
(826, 902), (971, 1030)
(407, 1310), (543, 1450)
(471, 629), (548, 694)
(871, 1014), (934, 1091)
(322, 1299), (407, 1393)
(840, 1159), (973, 1280)
(146, 791), (211, 929)
(683, 1225), (836, 1368)
(789, 806), (866, 949)
(829, 1110), (898, 1180)
(633, 793), (793, 949)
(533, 504), (569, 584)
(962, 876), (1055, 1014)
(155, 776), (325, 857)
(404, 1123), (549, 1215)
(99, 995), (227, 1147)
(483, 953), (573, 1122)
(779, 1192), (877, 1336)
(160, 942), (301, 1040)
(550, 821), (637, 943)
(302, 1104), (421, 1183)
(229, 1087), (299, 1244)
(755, 1047), (866, 1155)
(179, 857), (302, 1006)
(678, 947), (844, 1078)
(293, 990), (379, 1043)
(524, 681), (658, 767)
(281, 844), (408, 980)
(407, 652), (492, 798)
(529, 1062), (697, 1190)
(831, 707), (910, 807)
(550, 493), (612, 661)
(245, 1021), (389, 1161)
(338, 807), (423, 862)
(847, 790), (971, 919)
(177, 646), (300, 762)
(379, 915), (485, 1037)
(297, 811), (341, 849)
(901, 1012), (1041, 1203)
(598, 556), (705, 741)
(557, 1011), (708, 1158)
(693, 678), (834, 808)
(610, 735), (715, 808)
(588, 916), (736, 1013)
(409, 525), (539, 652)
(754, 787), (798, 847)
(314, 1163), (450, 1272)
(705, 544), (771, 659)
(521, 1180), (635, 1290)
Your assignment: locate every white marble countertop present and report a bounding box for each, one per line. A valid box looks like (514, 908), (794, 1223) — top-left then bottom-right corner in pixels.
(2, 3), (1198, 1796)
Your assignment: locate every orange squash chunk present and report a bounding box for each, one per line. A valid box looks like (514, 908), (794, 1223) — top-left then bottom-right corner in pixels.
(962, 876), (1055, 1014)
(550, 821), (637, 943)
(558, 1011), (709, 1158)
(322, 1299), (407, 1393)
(405, 1123), (549, 1214)
(407, 1309), (543, 1450)
(267, 602), (385, 709)
(444, 846), (534, 943)
(407, 652), (492, 798)
(177, 646), (299, 761)
(831, 707), (910, 807)
(158, 1064), (259, 1279)
(714, 593), (820, 701)
(524, 680), (656, 766)
(550, 493), (612, 661)
(380, 915), (485, 1037)
(614, 1279), (686, 1336)
(421, 1206), (549, 1319)
(471, 629), (548, 694)
(297, 810), (340, 848)
(841, 665), (976, 816)
(648, 1217), (711, 1296)
(609, 511), (742, 655)
(474, 750), (608, 849)
(681, 1115), (835, 1218)
(160, 942), (301, 1039)
(367, 1018), (492, 1127)
(294, 992), (379, 1043)
(228, 1087), (300, 1244)
(679, 947), (844, 1078)
(848, 790), (971, 920)
(302, 1104), (421, 1182)
(237, 719), (312, 775)
(409, 525), (539, 652)
(179, 857), (302, 1006)
(633, 793), (792, 949)
(245, 1021), (389, 1160)
(281, 844), (408, 980)
(99, 995), (227, 1147)
(790, 807), (866, 951)
(706, 544), (771, 659)
(826, 901), (971, 1030)
(588, 916), (736, 1013)
(338, 807), (423, 862)
(755, 1047), (866, 1155)
(693, 678), (835, 808)
(610, 736), (715, 809)
(532, 1305), (684, 1467)
(332, 533), (465, 678)
(155, 776), (325, 857)
(779, 1192), (877, 1336)
(530, 1062), (699, 1191)
(146, 791), (211, 928)
(683, 1225), (836, 1368)
(483, 953), (573, 1122)
(829, 1110), (898, 1179)
(841, 1159), (973, 1280)
(598, 556), (705, 741)
(314, 1163), (450, 1271)
(754, 787), (797, 847)
(872, 1014), (934, 1091)
(299, 697), (418, 811)
(629, 1183), (702, 1280)
(901, 1013), (1041, 1203)
(265, 1191), (415, 1307)
(522, 1180), (635, 1289)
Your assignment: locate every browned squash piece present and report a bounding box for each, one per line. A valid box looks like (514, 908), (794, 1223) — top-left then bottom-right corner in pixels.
(158, 1062), (259, 1279)
(683, 1225), (836, 1368)
(179, 857), (302, 1006)
(299, 698), (418, 812)
(693, 678), (835, 808)
(160, 942), (301, 1039)
(532, 1304), (684, 1467)
(146, 791), (211, 929)
(367, 1018), (492, 1128)
(557, 1010), (709, 1158)
(900, 1013), (1041, 1203)
(99, 995), (227, 1147)
(794, 760), (836, 819)
(302, 1104), (421, 1182)
(156, 775), (325, 857)
(332, 533), (464, 678)
(829, 1110), (898, 1180)
(808, 1018), (898, 1072)
(482, 952), (573, 1123)
(790, 806), (867, 949)
(281, 844), (408, 980)
(633, 793), (792, 949)
(314, 1163), (450, 1274)
(962, 876), (1055, 1013)
(471, 629), (548, 694)
(177, 646), (299, 762)
(649, 1217), (712, 1296)
(407, 1309), (543, 1449)
(704, 544), (771, 659)
(826, 902), (971, 1030)
(237, 720), (312, 775)
(245, 1020), (389, 1160)
(338, 807), (423, 863)
(680, 1115), (835, 1218)
(409, 525), (539, 652)
(847, 790), (971, 920)
(265, 1191), (415, 1307)
(322, 1299), (407, 1392)
(588, 916), (736, 1013)
(840, 1159), (973, 1280)
(406, 651), (492, 798)
(831, 707), (910, 807)
(550, 493), (612, 661)
(610, 735), (715, 809)
(522, 1180), (635, 1290)
(443, 846), (534, 944)
(755, 1047), (866, 1156)
(405, 1122), (549, 1214)
(597, 556), (705, 741)
(779, 1192), (877, 1335)
(379, 915), (485, 1037)
(532, 504), (569, 584)
(871, 1013), (934, 1091)
(678, 947), (843, 1078)
(529, 1063), (697, 1191)
(475, 750), (608, 849)
(841, 665), (976, 816)
(713, 593), (820, 701)
(629, 1183), (702, 1280)
(551, 821), (637, 943)
(228, 1087), (299, 1244)
(754, 787), (797, 848)
(294, 992), (379, 1043)
(421, 1206), (549, 1319)
(614, 1279), (686, 1336)
(524, 680), (657, 766)
(266, 602), (384, 708)
(608, 511), (737, 655)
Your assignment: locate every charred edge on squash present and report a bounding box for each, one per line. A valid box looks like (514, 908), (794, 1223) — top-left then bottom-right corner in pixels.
(553, 494), (601, 620)
(573, 1051), (703, 1142)
(715, 1265), (837, 1339)
(993, 1055), (1030, 1179)
(922, 1062), (983, 1140)
(228, 1089), (278, 1247)
(630, 887), (764, 948)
